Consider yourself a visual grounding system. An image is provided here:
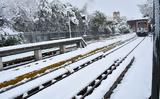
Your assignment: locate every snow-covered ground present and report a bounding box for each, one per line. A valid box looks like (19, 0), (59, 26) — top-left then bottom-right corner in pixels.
(85, 37), (153, 99)
(0, 33), (135, 83)
(27, 37), (145, 99)
(0, 35), (153, 99)
(0, 53), (103, 98)
(110, 37), (152, 99)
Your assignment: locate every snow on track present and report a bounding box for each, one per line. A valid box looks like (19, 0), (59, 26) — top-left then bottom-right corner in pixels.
(0, 53), (103, 98)
(28, 37), (143, 99)
(0, 33), (136, 83)
(84, 37), (152, 99)
(110, 37), (152, 99)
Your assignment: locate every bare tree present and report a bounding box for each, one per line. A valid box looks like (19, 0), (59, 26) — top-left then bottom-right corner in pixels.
(138, 0), (153, 18)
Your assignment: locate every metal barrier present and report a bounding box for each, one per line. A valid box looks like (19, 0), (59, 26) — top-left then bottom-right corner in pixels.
(0, 37), (87, 70)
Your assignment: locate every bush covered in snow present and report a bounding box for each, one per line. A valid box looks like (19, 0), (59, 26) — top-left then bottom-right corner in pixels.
(0, 36), (22, 46)
(118, 24), (130, 33)
(0, 26), (24, 47)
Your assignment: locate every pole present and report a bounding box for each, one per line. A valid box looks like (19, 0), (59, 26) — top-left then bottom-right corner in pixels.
(69, 17), (72, 38)
(151, 0), (160, 99)
(67, 11), (72, 38)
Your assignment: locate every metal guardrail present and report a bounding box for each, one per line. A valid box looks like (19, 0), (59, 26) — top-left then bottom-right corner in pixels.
(0, 37), (87, 70)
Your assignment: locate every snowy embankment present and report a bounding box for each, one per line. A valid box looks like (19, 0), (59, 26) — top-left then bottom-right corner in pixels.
(27, 37), (143, 99)
(0, 33), (136, 83)
(85, 37), (152, 99)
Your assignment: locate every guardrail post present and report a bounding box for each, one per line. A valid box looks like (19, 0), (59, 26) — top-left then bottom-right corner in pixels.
(60, 45), (65, 54)
(81, 39), (87, 48)
(0, 57), (3, 70)
(76, 42), (81, 48)
(34, 50), (42, 60)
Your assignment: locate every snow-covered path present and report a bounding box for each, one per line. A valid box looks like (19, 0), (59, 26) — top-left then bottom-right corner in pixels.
(28, 37), (144, 99)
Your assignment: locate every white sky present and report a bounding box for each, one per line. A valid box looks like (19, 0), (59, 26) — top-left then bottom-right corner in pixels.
(49, 0), (147, 20)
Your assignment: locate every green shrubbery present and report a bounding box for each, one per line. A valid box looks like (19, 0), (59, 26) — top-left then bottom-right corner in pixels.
(0, 35), (23, 47)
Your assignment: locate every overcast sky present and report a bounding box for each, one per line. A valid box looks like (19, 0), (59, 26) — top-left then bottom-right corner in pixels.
(55, 0), (147, 20)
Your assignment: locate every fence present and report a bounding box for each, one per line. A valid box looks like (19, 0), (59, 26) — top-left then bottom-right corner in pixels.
(0, 31), (110, 45)
(0, 37), (87, 70)
(23, 32), (84, 43)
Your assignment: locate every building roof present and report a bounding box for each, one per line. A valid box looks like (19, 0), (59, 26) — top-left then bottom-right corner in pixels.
(127, 18), (148, 22)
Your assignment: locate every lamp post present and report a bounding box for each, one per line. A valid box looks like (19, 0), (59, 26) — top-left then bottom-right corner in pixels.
(81, 15), (87, 36)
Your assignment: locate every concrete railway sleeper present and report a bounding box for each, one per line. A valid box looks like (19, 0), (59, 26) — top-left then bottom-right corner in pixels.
(0, 37), (136, 95)
(72, 38), (145, 99)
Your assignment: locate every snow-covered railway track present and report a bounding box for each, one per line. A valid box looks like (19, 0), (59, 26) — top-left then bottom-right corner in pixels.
(72, 38), (145, 99)
(14, 38), (136, 99)
(25, 37), (144, 99)
(0, 37), (137, 98)
(0, 37), (136, 92)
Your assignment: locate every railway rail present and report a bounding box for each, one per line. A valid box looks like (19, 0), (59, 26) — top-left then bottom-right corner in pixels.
(72, 38), (145, 99)
(0, 37), (138, 99)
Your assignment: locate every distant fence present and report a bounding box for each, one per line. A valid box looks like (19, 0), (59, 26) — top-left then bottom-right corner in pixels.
(22, 32), (110, 43)
(0, 31), (110, 44)
(23, 32), (84, 43)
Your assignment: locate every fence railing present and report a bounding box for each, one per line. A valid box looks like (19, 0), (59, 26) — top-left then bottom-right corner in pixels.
(0, 37), (87, 70)
(23, 32), (84, 43)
